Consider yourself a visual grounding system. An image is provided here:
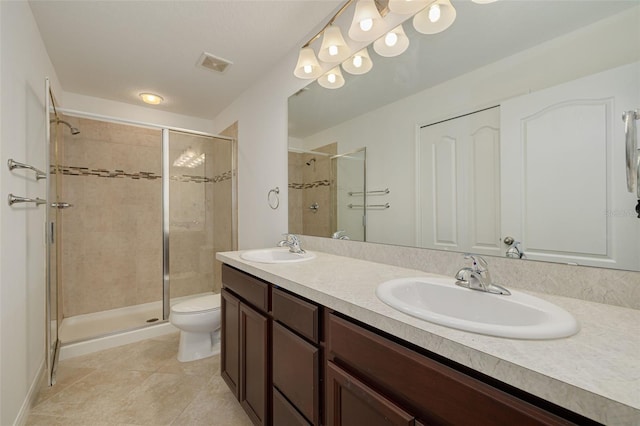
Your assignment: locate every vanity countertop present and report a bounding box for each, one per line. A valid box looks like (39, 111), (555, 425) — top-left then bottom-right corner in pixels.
(217, 250), (640, 425)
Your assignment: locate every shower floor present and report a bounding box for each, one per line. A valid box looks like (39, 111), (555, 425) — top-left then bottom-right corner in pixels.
(59, 293), (210, 344)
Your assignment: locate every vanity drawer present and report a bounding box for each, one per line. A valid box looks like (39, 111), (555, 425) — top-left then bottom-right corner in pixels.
(272, 287), (319, 343)
(273, 387), (312, 426)
(273, 321), (320, 425)
(221, 264), (269, 312)
(327, 314), (574, 426)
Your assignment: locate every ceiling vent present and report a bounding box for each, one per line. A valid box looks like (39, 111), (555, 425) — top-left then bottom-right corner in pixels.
(197, 52), (232, 74)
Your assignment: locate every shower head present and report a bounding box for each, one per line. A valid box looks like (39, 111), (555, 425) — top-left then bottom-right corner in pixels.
(51, 119), (80, 135)
(306, 158), (316, 166)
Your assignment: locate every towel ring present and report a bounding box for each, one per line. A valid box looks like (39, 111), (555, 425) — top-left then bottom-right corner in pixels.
(268, 187), (280, 210)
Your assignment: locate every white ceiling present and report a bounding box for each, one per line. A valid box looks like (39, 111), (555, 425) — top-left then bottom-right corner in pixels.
(29, 0), (342, 120)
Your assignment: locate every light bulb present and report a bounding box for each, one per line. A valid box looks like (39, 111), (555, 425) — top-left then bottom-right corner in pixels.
(360, 18), (373, 32)
(328, 45), (339, 56)
(328, 73), (337, 84)
(303, 64), (313, 74)
(139, 93), (163, 105)
(428, 4), (441, 23)
(385, 32), (398, 47)
(353, 55), (363, 68)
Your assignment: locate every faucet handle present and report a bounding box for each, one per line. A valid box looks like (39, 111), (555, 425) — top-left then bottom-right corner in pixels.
(464, 254), (488, 271)
(285, 233), (300, 244)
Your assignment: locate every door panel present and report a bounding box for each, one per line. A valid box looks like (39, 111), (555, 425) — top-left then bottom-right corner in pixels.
(501, 63), (639, 269)
(417, 107), (501, 256)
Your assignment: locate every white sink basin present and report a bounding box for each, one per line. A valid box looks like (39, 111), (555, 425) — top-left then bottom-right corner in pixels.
(240, 247), (316, 264)
(376, 277), (579, 339)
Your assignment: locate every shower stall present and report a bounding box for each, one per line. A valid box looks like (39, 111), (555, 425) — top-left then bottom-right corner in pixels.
(46, 94), (236, 383)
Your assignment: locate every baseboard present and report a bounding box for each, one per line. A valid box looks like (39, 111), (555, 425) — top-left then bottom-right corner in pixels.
(13, 358), (46, 426)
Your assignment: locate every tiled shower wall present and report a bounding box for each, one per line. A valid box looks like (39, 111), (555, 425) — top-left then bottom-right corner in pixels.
(59, 117), (232, 317)
(288, 143), (336, 238)
(60, 117), (162, 317)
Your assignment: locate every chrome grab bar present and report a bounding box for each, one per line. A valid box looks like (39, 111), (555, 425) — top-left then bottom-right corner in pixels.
(347, 203), (390, 209)
(348, 188), (389, 196)
(623, 110), (639, 197)
(7, 159), (46, 180)
(8, 194), (46, 206)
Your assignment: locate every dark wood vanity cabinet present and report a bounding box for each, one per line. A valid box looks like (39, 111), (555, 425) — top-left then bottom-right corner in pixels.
(272, 287), (321, 425)
(327, 314), (580, 426)
(221, 266), (270, 426)
(221, 265), (321, 426)
(221, 264), (595, 426)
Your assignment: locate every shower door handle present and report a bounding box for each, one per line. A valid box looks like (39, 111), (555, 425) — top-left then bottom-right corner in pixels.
(51, 202), (73, 209)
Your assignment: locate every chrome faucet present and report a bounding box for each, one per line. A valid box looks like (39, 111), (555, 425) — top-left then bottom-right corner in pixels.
(455, 254), (511, 295)
(503, 236), (525, 259)
(277, 234), (305, 254)
(331, 230), (350, 240)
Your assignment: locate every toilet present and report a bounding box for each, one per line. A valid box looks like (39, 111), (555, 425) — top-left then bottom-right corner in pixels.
(169, 293), (222, 362)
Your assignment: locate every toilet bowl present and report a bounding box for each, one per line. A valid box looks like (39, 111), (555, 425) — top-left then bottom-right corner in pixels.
(169, 294), (221, 362)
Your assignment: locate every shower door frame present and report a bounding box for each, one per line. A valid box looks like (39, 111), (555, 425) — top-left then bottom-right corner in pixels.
(45, 78), (61, 386)
(52, 108), (238, 338)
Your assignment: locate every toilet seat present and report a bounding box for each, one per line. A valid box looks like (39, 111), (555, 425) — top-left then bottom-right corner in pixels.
(171, 294), (221, 314)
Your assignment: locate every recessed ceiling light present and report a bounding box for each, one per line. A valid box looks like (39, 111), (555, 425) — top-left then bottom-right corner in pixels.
(139, 93), (164, 105)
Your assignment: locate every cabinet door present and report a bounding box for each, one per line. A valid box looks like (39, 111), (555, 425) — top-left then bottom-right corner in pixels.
(239, 303), (269, 426)
(221, 289), (240, 397)
(326, 361), (415, 426)
(328, 314), (574, 425)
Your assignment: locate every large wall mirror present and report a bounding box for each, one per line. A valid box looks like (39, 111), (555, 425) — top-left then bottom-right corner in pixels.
(288, 1), (640, 272)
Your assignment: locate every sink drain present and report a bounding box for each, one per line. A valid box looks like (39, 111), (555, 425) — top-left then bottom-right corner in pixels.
(146, 318), (159, 323)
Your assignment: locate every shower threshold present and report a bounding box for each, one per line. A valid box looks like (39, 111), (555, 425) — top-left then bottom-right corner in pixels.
(59, 293), (211, 344)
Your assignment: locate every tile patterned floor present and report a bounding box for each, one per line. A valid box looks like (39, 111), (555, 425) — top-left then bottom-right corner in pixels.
(26, 333), (252, 426)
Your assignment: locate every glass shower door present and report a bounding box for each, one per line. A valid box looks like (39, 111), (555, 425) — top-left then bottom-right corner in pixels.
(164, 130), (235, 316)
(45, 80), (60, 385)
(331, 148), (366, 241)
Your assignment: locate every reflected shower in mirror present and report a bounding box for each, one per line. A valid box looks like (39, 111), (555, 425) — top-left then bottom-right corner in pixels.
(288, 145), (367, 241)
(288, 1), (640, 271)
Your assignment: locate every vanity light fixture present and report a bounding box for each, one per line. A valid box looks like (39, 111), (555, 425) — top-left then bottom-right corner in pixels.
(139, 92), (164, 105)
(348, 0), (385, 42)
(413, 0), (456, 34)
(318, 26), (351, 63)
(373, 24), (409, 57)
(294, 0), (356, 79)
(342, 47), (373, 75)
(294, 47), (323, 79)
(293, 0), (495, 87)
(318, 67), (345, 89)
(388, 0), (429, 15)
